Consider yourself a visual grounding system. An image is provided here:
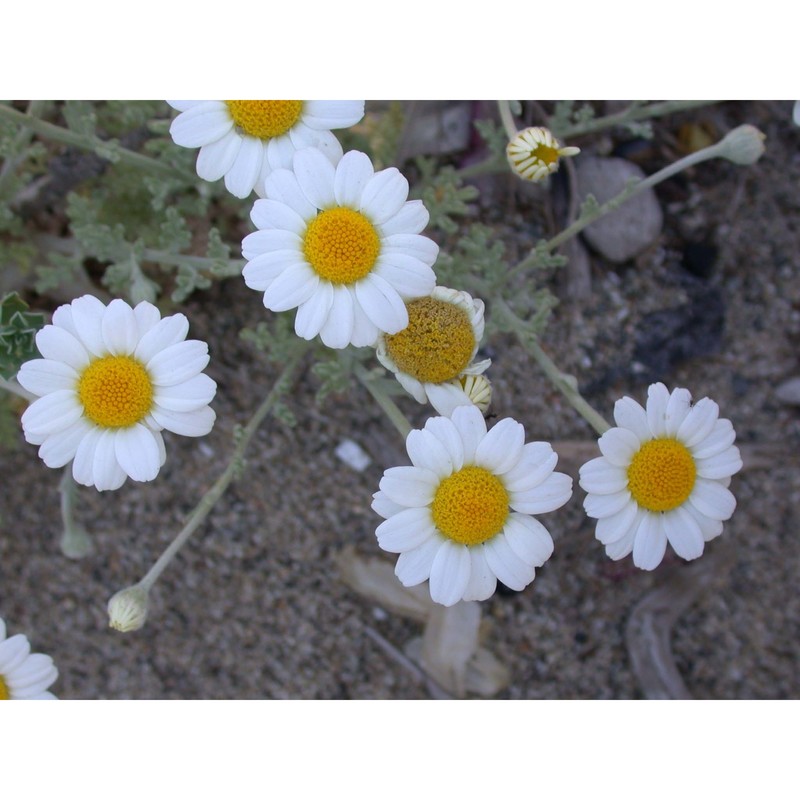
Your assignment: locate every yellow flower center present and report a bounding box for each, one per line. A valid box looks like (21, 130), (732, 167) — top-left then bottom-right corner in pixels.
(78, 355), (153, 428)
(431, 466), (509, 546)
(531, 143), (560, 166)
(385, 297), (476, 383)
(303, 207), (381, 284)
(627, 438), (697, 512)
(0, 674), (9, 700)
(225, 101), (303, 139)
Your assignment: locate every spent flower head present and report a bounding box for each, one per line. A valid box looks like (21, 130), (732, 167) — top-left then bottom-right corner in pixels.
(506, 126), (580, 182)
(107, 585), (149, 632)
(242, 147), (439, 349)
(0, 616), (58, 700)
(18, 295), (217, 491)
(579, 383), (742, 570)
(376, 286), (491, 415)
(372, 405), (572, 606)
(168, 100), (365, 198)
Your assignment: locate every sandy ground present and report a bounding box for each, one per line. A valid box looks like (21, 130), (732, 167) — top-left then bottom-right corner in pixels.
(1, 100), (798, 699)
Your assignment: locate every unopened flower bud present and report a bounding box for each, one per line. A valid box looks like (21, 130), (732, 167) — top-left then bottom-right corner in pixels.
(717, 124), (766, 165)
(108, 584), (149, 632)
(457, 373), (492, 414)
(507, 126), (580, 182)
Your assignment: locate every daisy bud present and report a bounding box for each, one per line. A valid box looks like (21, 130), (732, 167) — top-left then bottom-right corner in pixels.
(457, 373), (492, 414)
(716, 124), (766, 165)
(108, 584), (149, 632)
(506, 126), (580, 182)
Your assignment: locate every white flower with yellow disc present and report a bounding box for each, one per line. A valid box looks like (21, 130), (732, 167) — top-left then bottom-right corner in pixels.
(506, 126), (580, 182)
(242, 147), (439, 349)
(0, 616), (58, 700)
(372, 405), (572, 606)
(375, 286), (491, 416)
(167, 100), (364, 199)
(18, 295), (216, 491)
(579, 383), (742, 570)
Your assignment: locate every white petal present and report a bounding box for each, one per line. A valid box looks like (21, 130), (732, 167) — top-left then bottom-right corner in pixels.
(21, 391), (83, 438)
(242, 250), (304, 292)
(101, 299), (139, 356)
(223, 136), (264, 198)
(428, 540), (471, 606)
(360, 167), (409, 224)
(38, 417), (93, 468)
(378, 465), (438, 507)
(406, 428), (456, 478)
(688, 479), (736, 520)
(147, 340), (209, 386)
(503, 513), (554, 567)
(133, 301), (161, 338)
(598, 427), (641, 467)
(378, 200), (430, 236)
(265, 133), (297, 171)
(684, 502), (724, 542)
(503, 442), (558, 493)
(423, 415), (465, 471)
(374, 256), (437, 300)
(483, 534), (536, 591)
(294, 282), (334, 340)
(333, 150), (374, 208)
(17, 359), (78, 396)
(262, 263), (320, 312)
(35, 325), (90, 371)
(578, 456), (628, 495)
(114, 423), (161, 482)
(382, 234), (440, 266)
(677, 397), (720, 448)
(302, 101), (365, 129)
(6, 653), (57, 694)
(646, 382), (671, 437)
(690, 419), (736, 460)
(0, 634), (31, 673)
(51, 302), (79, 338)
(196, 132), (242, 181)
(318, 285), (355, 349)
(695, 446), (742, 480)
(170, 102), (233, 148)
(461, 545), (498, 602)
(664, 506), (705, 561)
(664, 387), (693, 436)
(613, 396), (651, 441)
(70, 294), (108, 357)
(250, 198), (307, 235)
(263, 168), (317, 219)
(605, 512), (643, 560)
(474, 418), (525, 474)
(449, 405), (486, 463)
(583, 489), (632, 519)
(72, 425), (102, 486)
(348, 289), (381, 347)
(154, 373), (217, 412)
(293, 147), (336, 209)
(510, 471), (572, 514)
(288, 125), (343, 168)
(376, 506), (437, 553)
(92, 429), (127, 491)
(632, 512), (668, 570)
(149, 405), (215, 437)
(425, 382), (474, 416)
(594, 500), (640, 546)
(395, 535), (444, 587)
(354, 273), (408, 332)
(134, 313), (189, 365)
(371, 490), (406, 519)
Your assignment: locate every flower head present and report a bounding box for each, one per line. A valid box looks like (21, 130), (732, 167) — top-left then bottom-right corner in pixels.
(506, 126), (580, 182)
(168, 100), (365, 198)
(579, 383), (742, 570)
(0, 617), (58, 700)
(18, 295), (217, 491)
(242, 148), (439, 349)
(372, 405), (573, 606)
(376, 286), (491, 415)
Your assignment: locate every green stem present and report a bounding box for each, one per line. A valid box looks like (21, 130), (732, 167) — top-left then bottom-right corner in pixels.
(0, 102), (187, 180)
(552, 100), (717, 140)
(137, 343), (309, 592)
(355, 364), (413, 440)
(0, 375), (35, 401)
(497, 100), (518, 140)
(58, 470), (92, 559)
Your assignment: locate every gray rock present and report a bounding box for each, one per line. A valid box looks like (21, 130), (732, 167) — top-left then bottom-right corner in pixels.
(575, 156), (664, 263)
(776, 377), (800, 405)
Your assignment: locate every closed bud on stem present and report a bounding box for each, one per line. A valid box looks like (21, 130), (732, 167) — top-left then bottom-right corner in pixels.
(107, 584), (149, 632)
(717, 124), (766, 165)
(457, 373), (492, 414)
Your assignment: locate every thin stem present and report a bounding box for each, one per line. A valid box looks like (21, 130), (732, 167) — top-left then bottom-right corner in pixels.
(552, 100), (717, 140)
(0, 375), (35, 401)
(0, 102), (187, 180)
(497, 100), (518, 140)
(355, 364), (413, 440)
(58, 469), (92, 558)
(137, 343), (309, 592)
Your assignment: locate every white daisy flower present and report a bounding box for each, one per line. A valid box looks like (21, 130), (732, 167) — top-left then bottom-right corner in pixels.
(0, 617), (58, 700)
(375, 286), (491, 415)
(242, 147), (439, 349)
(578, 382), (743, 570)
(372, 405), (573, 606)
(506, 126), (580, 182)
(167, 100), (365, 199)
(18, 295), (217, 492)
